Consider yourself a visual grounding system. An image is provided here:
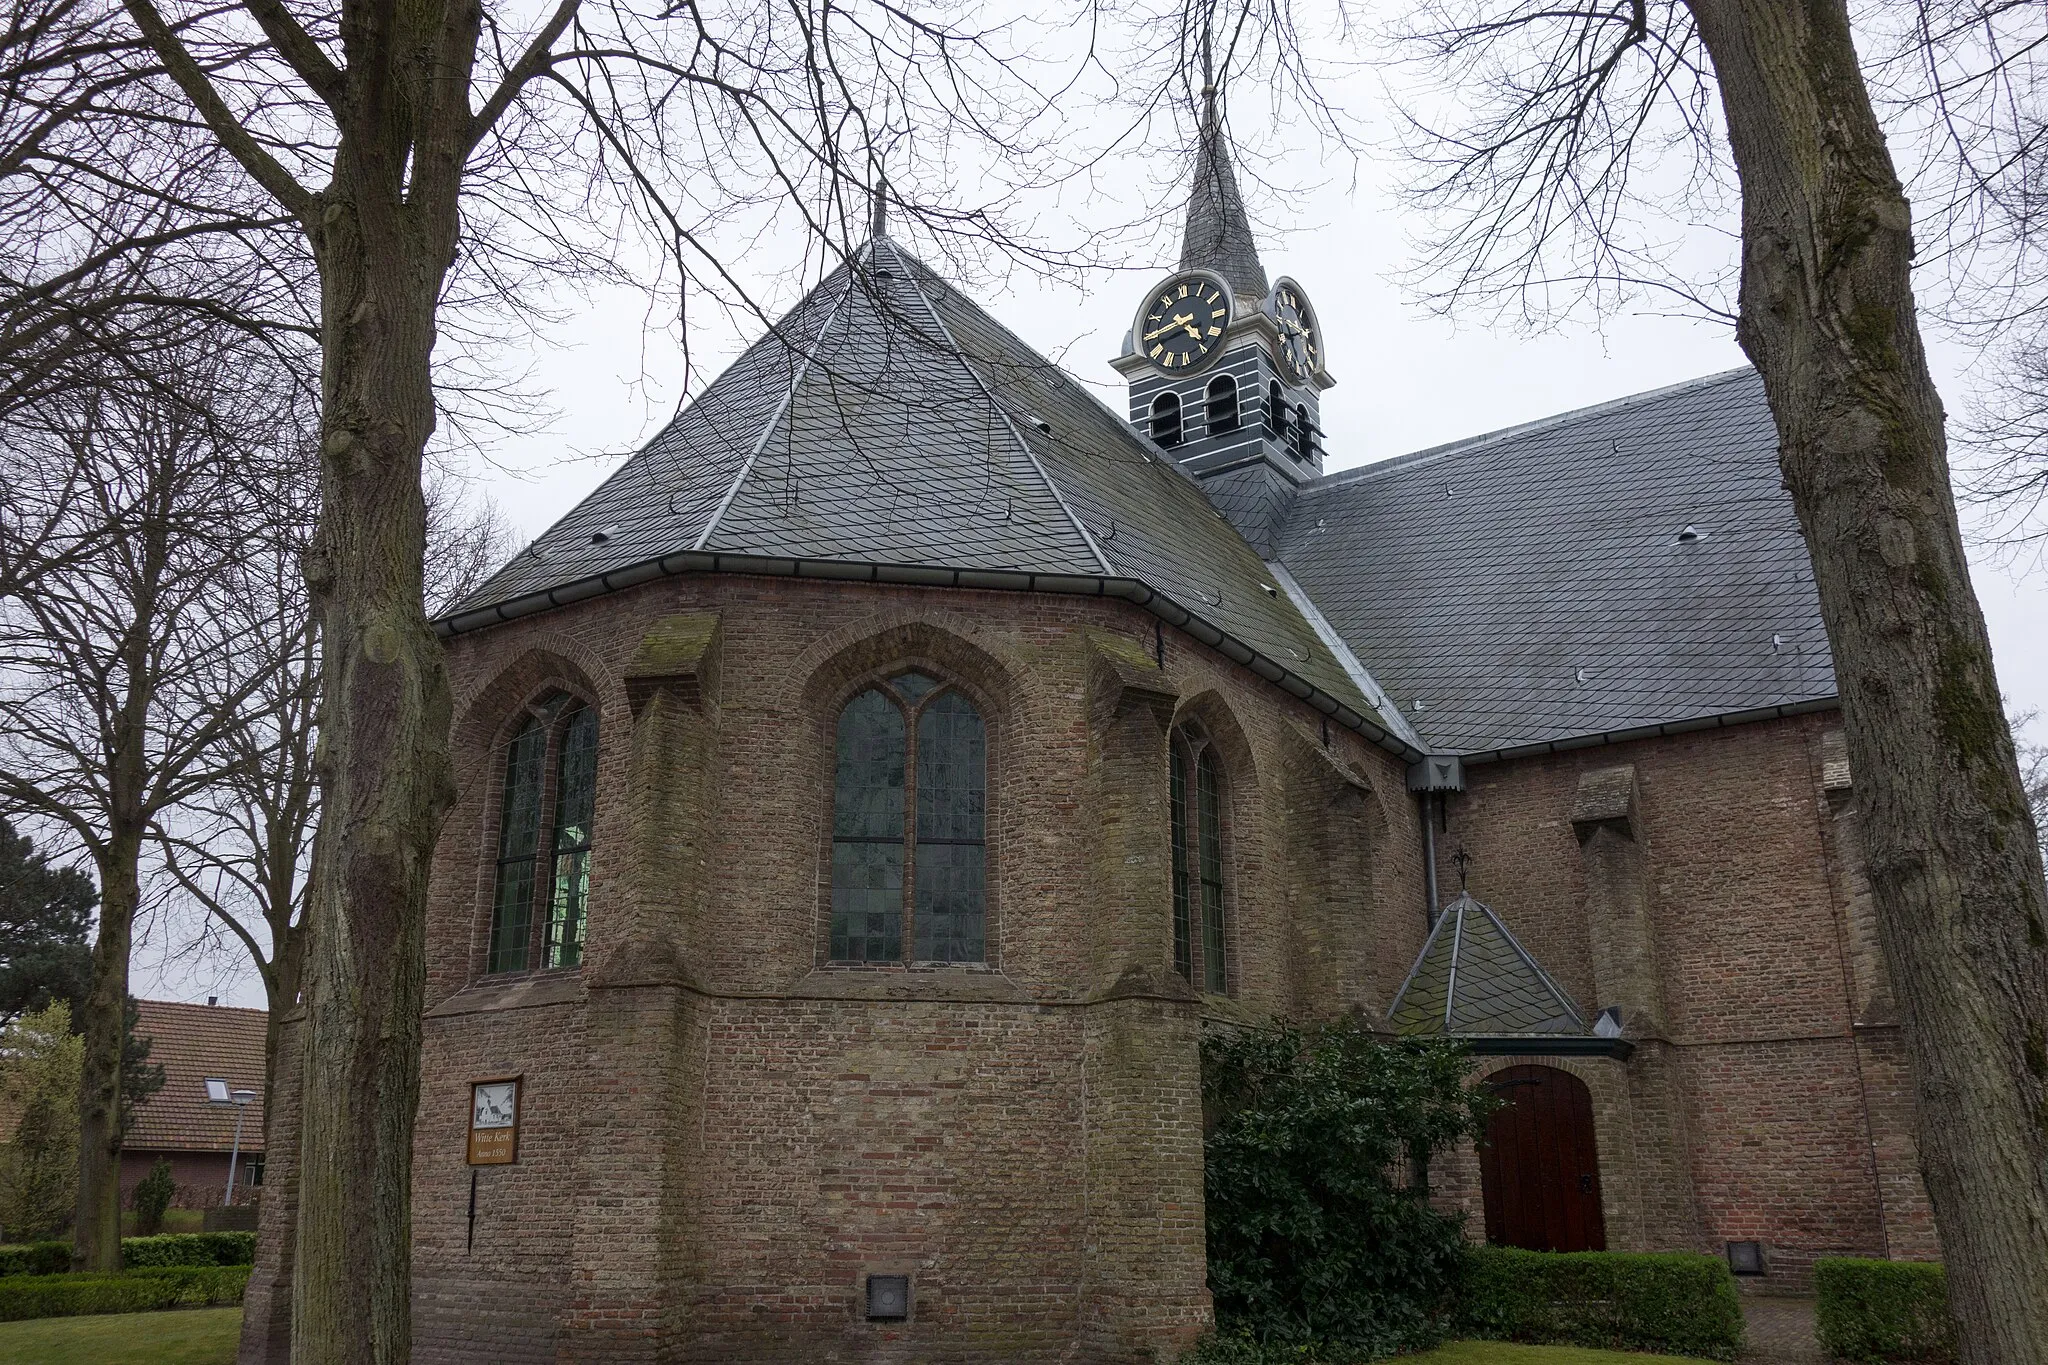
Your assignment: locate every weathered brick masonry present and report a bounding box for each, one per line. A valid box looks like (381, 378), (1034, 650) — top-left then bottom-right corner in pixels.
(1423, 714), (1932, 1286)
(411, 575), (1427, 1362)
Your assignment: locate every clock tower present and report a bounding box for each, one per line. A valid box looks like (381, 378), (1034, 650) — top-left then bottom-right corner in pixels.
(1112, 82), (1334, 553)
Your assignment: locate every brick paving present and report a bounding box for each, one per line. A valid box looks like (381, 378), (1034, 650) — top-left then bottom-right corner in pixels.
(1742, 1295), (1825, 1363)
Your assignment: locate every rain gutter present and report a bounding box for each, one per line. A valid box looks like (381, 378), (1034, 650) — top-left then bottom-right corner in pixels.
(1455, 696), (1840, 766)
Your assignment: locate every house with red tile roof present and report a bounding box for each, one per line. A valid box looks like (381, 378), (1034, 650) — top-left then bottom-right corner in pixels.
(121, 999), (267, 1209)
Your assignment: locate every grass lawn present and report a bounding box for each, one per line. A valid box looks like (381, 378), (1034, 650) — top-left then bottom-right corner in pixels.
(1412, 1345), (1714, 1364)
(0, 1306), (241, 1364)
(0, 1313), (1714, 1365)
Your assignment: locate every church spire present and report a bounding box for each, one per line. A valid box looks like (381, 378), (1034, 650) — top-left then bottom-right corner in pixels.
(1177, 41), (1268, 298)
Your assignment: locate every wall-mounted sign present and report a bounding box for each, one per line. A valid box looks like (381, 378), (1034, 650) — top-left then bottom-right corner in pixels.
(467, 1077), (520, 1165)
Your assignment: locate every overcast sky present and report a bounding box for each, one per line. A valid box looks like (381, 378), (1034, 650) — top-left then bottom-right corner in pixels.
(130, 37), (2047, 1008)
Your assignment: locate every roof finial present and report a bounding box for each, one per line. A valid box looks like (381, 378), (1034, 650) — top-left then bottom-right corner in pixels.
(869, 176), (887, 241)
(1452, 844), (1473, 892)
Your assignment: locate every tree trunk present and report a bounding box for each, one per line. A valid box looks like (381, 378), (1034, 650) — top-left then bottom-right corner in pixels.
(1687, 1), (2048, 1358)
(239, 894), (308, 1364)
(289, 175), (457, 1364)
(72, 829), (140, 1272)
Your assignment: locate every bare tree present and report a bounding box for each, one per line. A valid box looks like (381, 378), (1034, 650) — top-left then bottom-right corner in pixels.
(0, 0), (312, 422)
(1349, 0), (2048, 1355)
(0, 324), (305, 1273)
(72, 0), (1144, 1355)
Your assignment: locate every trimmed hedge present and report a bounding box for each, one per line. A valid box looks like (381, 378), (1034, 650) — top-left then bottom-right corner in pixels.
(0, 1241), (71, 1277)
(0, 1230), (254, 1276)
(121, 1230), (256, 1267)
(1455, 1246), (1746, 1361)
(1815, 1258), (1956, 1363)
(0, 1265), (250, 1322)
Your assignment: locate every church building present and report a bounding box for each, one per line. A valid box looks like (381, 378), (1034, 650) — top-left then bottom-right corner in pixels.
(393, 109), (1936, 1362)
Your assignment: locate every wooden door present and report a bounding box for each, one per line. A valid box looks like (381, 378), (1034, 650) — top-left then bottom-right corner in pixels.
(1479, 1064), (1606, 1252)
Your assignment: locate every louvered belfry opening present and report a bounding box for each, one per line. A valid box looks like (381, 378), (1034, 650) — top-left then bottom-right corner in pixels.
(1151, 391), (1184, 447)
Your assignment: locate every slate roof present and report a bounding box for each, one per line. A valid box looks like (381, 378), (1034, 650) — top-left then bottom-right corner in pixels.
(1273, 369), (1836, 756)
(1178, 98), (1268, 298)
(124, 1000), (267, 1155)
(450, 239), (1419, 747)
(1387, 893), (1588, 1038)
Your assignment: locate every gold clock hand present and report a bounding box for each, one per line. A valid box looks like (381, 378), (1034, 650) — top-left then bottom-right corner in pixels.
(1143, 313), (1196, 341)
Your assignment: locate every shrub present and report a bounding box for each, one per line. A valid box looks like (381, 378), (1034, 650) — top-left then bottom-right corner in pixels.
(1815, 1258), (1956, 1363)
(0, 1240), (71, 1276)
(120, 1230), (255, 1268)
(1455, 1246), (1746, 1361)
(1201, 1022), (1497, 1358)
(0, 1264), (249, 1322)
(131, 1159), (176, 1235)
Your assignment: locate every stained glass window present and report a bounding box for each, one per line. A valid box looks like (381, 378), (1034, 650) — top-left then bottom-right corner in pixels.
(545, 703), (599, 968)
(1168, 727), (1227, 993)
(1170, 745), (1192, 982)
(916, 692), (986, 962)
(833, 689), (906, 961)
(830, 675), (987, 964)
(1198, 746), (1227, 993)
(488, 718), (547, 973)
(487, 694), (600, 976)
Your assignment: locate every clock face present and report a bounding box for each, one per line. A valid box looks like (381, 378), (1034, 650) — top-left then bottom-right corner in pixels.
(472, 1081), (517, 1129)
(1269, 279), (1321, 383)
(1138, 273), (1231, 373)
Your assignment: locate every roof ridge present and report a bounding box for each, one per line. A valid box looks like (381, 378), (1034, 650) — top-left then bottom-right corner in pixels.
(1300, 366), (1758, 498)
(887, 242), (1115, 575)
(135, 998), (266, 1012)
(691, 254), (866, 551)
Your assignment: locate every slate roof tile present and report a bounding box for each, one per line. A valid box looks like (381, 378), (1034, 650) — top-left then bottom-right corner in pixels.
(1387, 893), (1588, 1037)
(452, 239), (1419, 745)
(1273, 369), (1835, 755)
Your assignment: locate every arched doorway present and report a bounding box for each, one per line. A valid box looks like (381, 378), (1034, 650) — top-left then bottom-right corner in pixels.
(1480, 1064), (1606, 1252)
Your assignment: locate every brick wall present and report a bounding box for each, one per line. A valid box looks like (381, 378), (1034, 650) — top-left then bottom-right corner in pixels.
(395, 568), (1932, 1359)
(1431, 714), (1934, 1287)
(411, 573), (1423, 1362)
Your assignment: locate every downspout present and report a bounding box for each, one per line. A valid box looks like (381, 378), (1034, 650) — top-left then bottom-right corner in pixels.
(1419, 791), (1440, 928)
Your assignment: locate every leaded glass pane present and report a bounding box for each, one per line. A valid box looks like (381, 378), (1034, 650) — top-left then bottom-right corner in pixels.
(545, 704), (599, 968)
(915, 843), (985, 962)
(916, 692), (986, 962)
(1198, 746), (1226, 994)
(1170, 744), (1192, 982)
(916, 693), (985, 841)
(832, 840), (903, 961)
(834, 690), (906, 838)
(833, 690), (906, 959)
(890, 671), (939, 703)
(488, 718), (547, 973)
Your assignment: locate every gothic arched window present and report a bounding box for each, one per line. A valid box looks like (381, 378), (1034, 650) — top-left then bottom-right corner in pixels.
(1295, 404), (1315, 463)
(1150, 391), (1183, 447)
(488, 694), (601, 974)
(1206, 374), (1240, 433)
(1168, 725), (1228, 993)
(1265, 380), (1285, 439)
(832, 672), (987, 964)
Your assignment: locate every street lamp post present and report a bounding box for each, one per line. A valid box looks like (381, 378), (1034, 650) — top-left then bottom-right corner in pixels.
(203, 1078), (258, 1207)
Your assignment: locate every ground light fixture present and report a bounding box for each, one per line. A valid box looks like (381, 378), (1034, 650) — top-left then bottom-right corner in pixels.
(203, 1077), (259, 1206)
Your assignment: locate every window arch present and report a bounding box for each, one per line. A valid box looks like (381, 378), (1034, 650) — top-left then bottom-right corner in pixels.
(1150, 391), (1183, 447)
(1206, 374), (1240, 433)
(1265, 380), (1285, 439)
(831, 671), (987, 963)
(487, 693), (600, 974)
(1295, 404), (1315, 463)
(1169, 725), (1228, 993)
